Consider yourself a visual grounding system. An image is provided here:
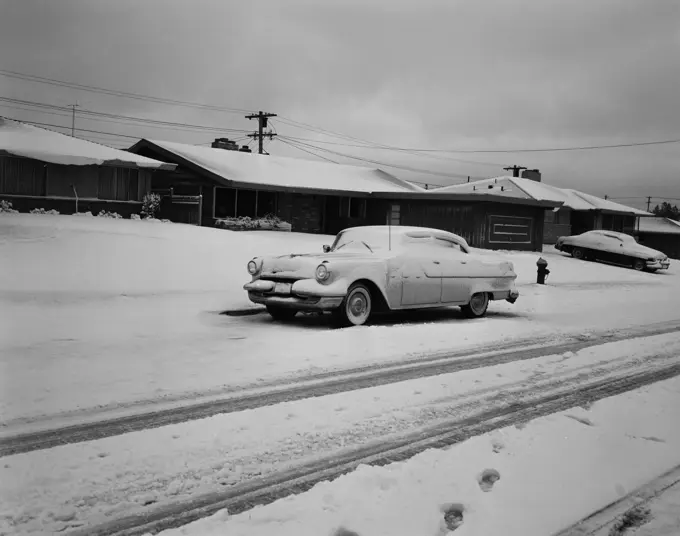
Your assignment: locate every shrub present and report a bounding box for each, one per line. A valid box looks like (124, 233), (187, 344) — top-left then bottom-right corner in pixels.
(97, 210), (123, 219)
(141, 193), (162, 219)
(130, 214), (141, 220)
(0, 200), (18, 213)
(215, 215), (288, 231)
(30, 208), (60, 215)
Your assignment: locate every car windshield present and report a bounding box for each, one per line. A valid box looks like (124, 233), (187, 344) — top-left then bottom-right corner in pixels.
(331, 228), (394, 252)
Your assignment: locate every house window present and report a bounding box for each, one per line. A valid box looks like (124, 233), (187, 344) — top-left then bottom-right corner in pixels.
(214, 187), (278, 219)
(256, 191), (277, 217)
(236, 189), (257, 218)
(348, 198), (366, 219)
(544, 210), (555, 223)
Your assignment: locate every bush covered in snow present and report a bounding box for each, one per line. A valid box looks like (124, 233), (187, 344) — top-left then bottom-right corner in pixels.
(215, 214), (291, 232)
(130, 214), (141, 220)
(141, 193), (162, 219)
(73, 211), (94, 217)
(30, 208), (60, 215)
(0, 200), (18, 213)
(97, 210), (123, 219)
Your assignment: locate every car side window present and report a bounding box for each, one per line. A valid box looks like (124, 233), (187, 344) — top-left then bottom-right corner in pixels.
(434, 237), (467, 253)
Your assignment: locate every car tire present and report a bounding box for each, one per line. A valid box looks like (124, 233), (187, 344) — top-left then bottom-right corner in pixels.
(334, 283), (372, 327)
(461, 292), (489, 319)
(631, 258), (646, 271)
(266, 305), (298, 321)
(572, 247), (585, 260)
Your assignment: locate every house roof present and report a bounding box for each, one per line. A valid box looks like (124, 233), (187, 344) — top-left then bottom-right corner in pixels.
(129, 139), (425, 195)
(0, 117), (175, 170)
(637, 216), (680, 235)
(429, 175), (652, 216)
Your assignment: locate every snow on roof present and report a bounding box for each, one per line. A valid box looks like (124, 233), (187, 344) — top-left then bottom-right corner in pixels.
(430, 176), (566, 206)
(430, 175), (652, 215)
(637, 217), (680, 234)
(563, 189), (652, 216)
(0, 117), (174, 169)
(139, 139), (424, 194)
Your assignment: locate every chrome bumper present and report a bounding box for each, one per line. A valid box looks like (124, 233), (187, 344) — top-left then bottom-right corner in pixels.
(646, 260), (671, 270)
(506, 289), (520, 304)
(243, 279), (345, 311)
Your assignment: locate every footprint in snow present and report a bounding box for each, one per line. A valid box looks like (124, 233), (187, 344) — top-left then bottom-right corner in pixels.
(477, 469), (501, 492)
(440, 503), (465, 532)
(332, 527), (361, 536)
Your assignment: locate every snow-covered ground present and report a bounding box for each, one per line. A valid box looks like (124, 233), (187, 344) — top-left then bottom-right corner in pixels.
(1, 213), (678, 426)
(149, 375), (680, 536)
(1, 213), (679, 536)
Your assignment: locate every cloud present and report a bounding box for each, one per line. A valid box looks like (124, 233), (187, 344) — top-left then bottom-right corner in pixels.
(1, 0), (679, 201)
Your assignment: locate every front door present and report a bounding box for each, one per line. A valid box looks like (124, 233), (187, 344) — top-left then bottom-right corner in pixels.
(400, 259), (442, 306)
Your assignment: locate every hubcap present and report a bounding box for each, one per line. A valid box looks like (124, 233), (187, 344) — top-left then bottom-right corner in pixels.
(470, 293), (488, 315)
(347, 289), (370, 321)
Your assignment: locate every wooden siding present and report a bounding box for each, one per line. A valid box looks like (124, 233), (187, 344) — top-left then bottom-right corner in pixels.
(0, 156), (46, 196)
(0, 156), (151, 202)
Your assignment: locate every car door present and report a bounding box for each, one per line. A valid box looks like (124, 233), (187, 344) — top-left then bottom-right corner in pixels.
(399, 245), (443, 307)
(598, 233), (625, 264)
(436, 238), (478, 304)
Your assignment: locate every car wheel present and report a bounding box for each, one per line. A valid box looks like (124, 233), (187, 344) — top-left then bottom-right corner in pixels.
(572, 247), (585, 260)
(631, 258), (646, 271)
(335, 283), (372, 327)
(461, 292), (490, 319)
(266, 305), (298, 321)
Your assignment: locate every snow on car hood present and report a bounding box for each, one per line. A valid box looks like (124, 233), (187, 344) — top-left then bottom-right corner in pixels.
(258, 251), (376, 279)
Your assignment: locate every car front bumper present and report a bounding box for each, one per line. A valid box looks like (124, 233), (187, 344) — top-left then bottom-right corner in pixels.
(647, 259), (671, 270)
(505, 289), (520, 304)
(243, 279), (346, 311)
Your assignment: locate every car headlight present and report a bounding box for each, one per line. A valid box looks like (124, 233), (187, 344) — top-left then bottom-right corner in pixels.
(247, 260), (259, 275)
(315, 264), (330, 281)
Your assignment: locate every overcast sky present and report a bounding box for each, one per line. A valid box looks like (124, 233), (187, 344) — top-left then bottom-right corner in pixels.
(1, 0), (679, 209)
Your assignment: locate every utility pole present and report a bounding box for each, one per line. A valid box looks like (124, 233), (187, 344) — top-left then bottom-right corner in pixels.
(646, 196), (652, 212)
(69, 102), (80, 137)
(245, 111), (277, 154)
(604, 195), (608, 200)
(503, 165), (527, 178)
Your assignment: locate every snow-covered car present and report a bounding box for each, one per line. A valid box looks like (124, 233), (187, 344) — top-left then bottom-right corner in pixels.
(554, 230), (670, 272)
(243, 225), (520, 326)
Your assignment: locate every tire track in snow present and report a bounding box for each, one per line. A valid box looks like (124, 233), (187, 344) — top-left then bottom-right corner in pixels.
(69, 362), (680, 536)
(1, 320), (679, 457)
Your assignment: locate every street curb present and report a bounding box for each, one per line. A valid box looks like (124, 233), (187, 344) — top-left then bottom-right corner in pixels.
(553, 463), (680, 536)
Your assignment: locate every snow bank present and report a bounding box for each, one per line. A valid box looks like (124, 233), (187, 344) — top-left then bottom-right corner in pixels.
(153, 376), (680, 536)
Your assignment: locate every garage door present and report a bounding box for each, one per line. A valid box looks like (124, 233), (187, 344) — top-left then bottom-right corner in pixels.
(488, 215), (533, 245)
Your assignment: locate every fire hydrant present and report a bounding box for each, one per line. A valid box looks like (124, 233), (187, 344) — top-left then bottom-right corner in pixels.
(536, 257), (550, 285)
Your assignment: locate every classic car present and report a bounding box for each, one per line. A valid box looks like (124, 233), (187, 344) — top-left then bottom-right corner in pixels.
(554, 230), (670, 271)
(243, 225), (520, 326)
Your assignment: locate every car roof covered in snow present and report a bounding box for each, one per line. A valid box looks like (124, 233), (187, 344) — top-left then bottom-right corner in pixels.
(340, 225), (468, 244)
(0, 117), (175, 169)
(430, 176), (652, 216)
(129, 139), (425, 195)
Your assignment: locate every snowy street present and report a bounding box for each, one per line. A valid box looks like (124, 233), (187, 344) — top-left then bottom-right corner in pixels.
(1, 214), (679, 535)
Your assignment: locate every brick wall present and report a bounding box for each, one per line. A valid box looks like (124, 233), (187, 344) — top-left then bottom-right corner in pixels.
(543, 223), (572, 244)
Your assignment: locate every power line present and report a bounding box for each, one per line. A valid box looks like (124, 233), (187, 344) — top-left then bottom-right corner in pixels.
(279, 137), (483, 181)
(5, 117), (143, 140)
(0, 69), (252, 114)
(278, 138), (341, 164)
(0, 97), (250, 135)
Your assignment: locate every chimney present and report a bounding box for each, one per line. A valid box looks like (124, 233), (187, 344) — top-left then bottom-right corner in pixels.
(238, 145), (252, 153)
(211, 138), (239, 151)
(521, 169), (542, 182)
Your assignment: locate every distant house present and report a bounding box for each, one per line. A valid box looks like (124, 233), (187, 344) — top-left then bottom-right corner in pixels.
(0, 118), (175, 216)
(634, 217), (680, 259)
(128, 138), (562, 251)
(433, 175), (652, 245)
